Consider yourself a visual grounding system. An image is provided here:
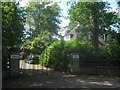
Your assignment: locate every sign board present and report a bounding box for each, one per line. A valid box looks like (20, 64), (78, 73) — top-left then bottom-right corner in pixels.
(10, 55), (19, 59)
(73, 55), (79, 59)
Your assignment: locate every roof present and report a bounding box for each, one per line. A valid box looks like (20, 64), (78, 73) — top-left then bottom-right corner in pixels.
(68, 23), (80, 35)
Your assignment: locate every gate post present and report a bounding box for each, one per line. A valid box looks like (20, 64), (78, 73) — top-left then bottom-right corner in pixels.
(68, 52), (79, 74)
(9, 48), (20, 77)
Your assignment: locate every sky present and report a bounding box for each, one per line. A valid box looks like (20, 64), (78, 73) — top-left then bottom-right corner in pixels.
(19, 0), (119, 36)
(19, 0), (71, 36)
(57, 1), (70, 28)
(19, 0), (71, 28)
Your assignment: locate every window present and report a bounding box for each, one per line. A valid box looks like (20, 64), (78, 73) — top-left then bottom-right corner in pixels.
(70, 34), (74, 39)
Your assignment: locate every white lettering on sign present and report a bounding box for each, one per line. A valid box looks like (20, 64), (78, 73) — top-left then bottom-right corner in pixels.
(10, 55), (19, 59)
(73, 55), (79, 59)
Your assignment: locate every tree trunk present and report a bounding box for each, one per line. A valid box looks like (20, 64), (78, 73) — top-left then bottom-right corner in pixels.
(91, 15), (99, 51)
(91, 28), (98, 51)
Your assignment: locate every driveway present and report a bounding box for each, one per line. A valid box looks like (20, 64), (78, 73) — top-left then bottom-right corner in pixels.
(2, 60), (120, 88)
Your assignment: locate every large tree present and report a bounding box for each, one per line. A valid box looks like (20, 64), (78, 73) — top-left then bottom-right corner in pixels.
(25, 2), (62, 38)
(2, 2), (25, 55)
(20, 2), (62, 54)
(68, 2), (118, 51)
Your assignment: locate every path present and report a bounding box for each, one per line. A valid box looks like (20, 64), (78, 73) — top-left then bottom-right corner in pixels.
(2, 60), (120, 88)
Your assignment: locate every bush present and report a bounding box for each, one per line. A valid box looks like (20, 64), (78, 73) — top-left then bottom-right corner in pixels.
(39, 38), (93, 72)
(39, 37), (120, 72)
(40, 38), (69, 72)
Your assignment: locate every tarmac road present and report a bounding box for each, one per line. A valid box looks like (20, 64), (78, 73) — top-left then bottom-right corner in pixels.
(2, 60), (120, 89)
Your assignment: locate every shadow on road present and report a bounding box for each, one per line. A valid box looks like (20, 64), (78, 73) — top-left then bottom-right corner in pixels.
(2, 60), (120, 88)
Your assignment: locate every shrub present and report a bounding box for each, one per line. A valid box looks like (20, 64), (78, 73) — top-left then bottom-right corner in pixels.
(39, 38), (93, 72)
(39, 37), (120, 72)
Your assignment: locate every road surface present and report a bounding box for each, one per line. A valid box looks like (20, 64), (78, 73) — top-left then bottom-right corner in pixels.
(2, 60), (120, 89)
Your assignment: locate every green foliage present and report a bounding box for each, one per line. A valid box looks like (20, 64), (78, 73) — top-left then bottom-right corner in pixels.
(40, 37), (120, 72)
(20, 2), (62, 57)
(25, 2), (62, 38)
(104, 31), (120, 62)
(39, 38), (92, 72)
(2, 2), (25, 55)
(20, 30), (52, 54)
(67, 2), (119, 51)
(2, 2), (25, 71)
(40, 38), (67, 72)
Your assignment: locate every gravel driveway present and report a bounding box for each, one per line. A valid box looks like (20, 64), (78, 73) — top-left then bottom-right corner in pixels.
(2, 60), (120, 89)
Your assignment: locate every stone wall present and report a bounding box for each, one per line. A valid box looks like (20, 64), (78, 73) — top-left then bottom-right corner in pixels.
(10, 59), (19, 77)
(68, 52), (119, 76)
(2, 58), (19, 79)
(68, 52), (80, 74)
(78, 66), (119, 76)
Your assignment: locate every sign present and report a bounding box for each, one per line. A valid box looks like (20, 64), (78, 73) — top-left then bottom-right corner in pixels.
(73, 55), (79, 59)
(10, 55), (19, 59)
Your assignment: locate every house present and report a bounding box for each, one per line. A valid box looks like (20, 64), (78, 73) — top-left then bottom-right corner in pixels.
(65, 23), (109, 46)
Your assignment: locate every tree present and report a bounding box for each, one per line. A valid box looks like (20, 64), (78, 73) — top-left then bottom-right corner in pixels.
(20, 2), (62, 54)
(2, 2), (25, 56)
(20, 30), (53, 54)
(68, 2), (118, 51)
(25, 2), (62, 38)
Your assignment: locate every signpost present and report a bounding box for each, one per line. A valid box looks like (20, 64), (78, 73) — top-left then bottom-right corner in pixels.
(10, 55), (19, 59)
(73, 54), (79, 59)
(9, 48), (20, 77)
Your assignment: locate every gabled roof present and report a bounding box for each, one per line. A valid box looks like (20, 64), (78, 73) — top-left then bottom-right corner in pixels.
(68, 23), (80, 35)
(66, 23), (109, 46)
